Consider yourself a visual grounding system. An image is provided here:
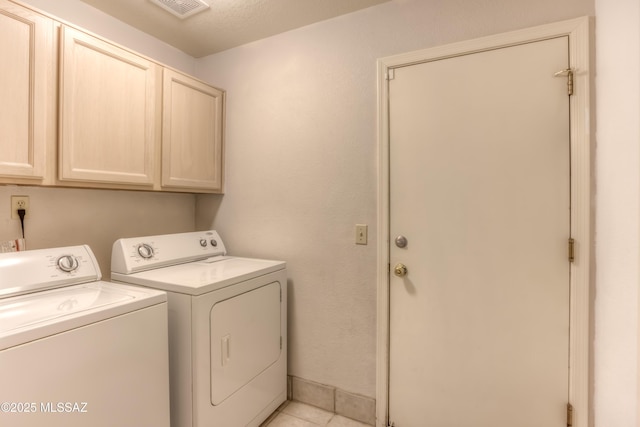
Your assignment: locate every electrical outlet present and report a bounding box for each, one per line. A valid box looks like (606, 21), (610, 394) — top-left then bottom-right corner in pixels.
(11, 196), (29, 219)
(355, 224), (368, 245)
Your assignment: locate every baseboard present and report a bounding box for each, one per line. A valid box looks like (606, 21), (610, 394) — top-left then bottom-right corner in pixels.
(289, 376), (376, 425)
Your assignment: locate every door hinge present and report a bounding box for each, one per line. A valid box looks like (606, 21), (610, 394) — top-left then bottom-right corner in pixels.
(568, 238), (575, 263)
(554, 68), (574, 95)
(567, 403), (573, 427)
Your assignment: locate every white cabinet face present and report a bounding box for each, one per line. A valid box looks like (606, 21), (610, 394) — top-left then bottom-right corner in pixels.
(162, 69), (224, 192)
(0, 1), (54, 180)
(59, 26), (159, 186)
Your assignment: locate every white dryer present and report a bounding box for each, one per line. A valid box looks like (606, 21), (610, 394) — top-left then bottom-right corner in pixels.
(111, 230), (287, 427)
(0, 245), (170, 427)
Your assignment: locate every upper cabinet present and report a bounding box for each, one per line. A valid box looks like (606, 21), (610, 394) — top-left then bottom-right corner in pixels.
(0, 3), (225, 194)
(0, 0), (55, 182)
(161, 69), (224, 192)
(58, 26), (160, 187)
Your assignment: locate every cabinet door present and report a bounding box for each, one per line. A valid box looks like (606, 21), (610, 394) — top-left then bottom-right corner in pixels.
(0, 1), (54, 180)
(59, 26), (159, 185)
(162, 69), (224, 192)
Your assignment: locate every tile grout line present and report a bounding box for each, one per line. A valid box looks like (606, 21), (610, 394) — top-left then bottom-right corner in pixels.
(262, 400), (374, 427)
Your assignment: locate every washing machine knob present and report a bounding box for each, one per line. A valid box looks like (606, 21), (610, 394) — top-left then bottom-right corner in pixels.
(57, 255), (79, 273)
(199, 239), (207, 247)
(210, 239), (218, 247)
(137, 243), (154, 259)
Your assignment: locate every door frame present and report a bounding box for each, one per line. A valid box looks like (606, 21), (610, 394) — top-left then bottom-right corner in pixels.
(376, 17), (592, 427)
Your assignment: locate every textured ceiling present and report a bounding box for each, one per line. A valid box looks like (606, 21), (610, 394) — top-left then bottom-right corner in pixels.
(79, 0), (390, 58)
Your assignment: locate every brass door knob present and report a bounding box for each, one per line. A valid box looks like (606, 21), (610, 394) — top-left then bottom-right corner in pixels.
(394, 263), (408, 277)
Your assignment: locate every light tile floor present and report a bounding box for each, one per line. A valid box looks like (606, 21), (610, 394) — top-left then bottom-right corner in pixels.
(261, 401), (373, 427)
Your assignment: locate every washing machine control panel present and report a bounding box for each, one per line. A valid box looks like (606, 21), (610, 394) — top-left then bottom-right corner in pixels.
(48, 249), (98, 279)
(112, 230), (227, 274)
(56, 254), (80, 273)
(0, 245), (102, 298)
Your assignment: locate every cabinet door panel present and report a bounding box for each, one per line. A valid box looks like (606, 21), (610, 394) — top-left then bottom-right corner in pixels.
(162, 69), (224, 192)
(59, 26), (158, 185)
(0, 2), (53, 179)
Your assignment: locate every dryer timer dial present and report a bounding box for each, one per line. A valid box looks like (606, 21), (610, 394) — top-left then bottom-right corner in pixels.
(137, 243), (155, 259)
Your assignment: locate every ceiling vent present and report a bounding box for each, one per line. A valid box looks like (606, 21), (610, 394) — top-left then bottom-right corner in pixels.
(149, 0), (209, 19)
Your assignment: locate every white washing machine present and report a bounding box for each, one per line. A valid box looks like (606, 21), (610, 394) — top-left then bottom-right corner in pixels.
(110, 230), (287, 427)
(0, 245), (170, 427)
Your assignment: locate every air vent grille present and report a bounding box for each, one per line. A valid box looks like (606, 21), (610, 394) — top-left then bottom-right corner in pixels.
(149, 0), (209, 19)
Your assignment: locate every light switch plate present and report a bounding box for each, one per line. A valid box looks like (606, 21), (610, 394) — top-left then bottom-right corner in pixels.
(356, 224), (368, 245)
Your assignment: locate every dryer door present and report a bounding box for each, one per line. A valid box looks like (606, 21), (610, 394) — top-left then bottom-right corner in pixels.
(210, 281), (282, 405)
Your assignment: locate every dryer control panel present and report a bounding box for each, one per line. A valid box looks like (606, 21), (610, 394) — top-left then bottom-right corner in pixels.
(111, 230), (227, 274)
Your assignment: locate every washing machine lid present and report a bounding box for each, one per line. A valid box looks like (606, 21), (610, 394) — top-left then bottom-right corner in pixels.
(0, 281), (166, 350)
(111, 256), (286, 296)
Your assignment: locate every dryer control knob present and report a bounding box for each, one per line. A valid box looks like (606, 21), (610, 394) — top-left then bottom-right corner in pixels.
(199, 239), (207, 247)
(210, 239), (218, 247)
(137, 243), (154, 259)
(57, 255), (79, 273)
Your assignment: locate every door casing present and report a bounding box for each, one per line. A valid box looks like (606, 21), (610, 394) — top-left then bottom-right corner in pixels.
(375, 17), (592, 427)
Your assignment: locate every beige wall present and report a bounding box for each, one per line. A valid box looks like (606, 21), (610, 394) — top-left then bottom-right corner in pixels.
(194, 0), (595, 399)
(0, 185), (195, 280)
(7, 0), (640, 425)
(594, 0), (640, 425)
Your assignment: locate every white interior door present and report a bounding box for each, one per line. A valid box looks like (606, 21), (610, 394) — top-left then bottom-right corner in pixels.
(388, 37), (571, 427)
